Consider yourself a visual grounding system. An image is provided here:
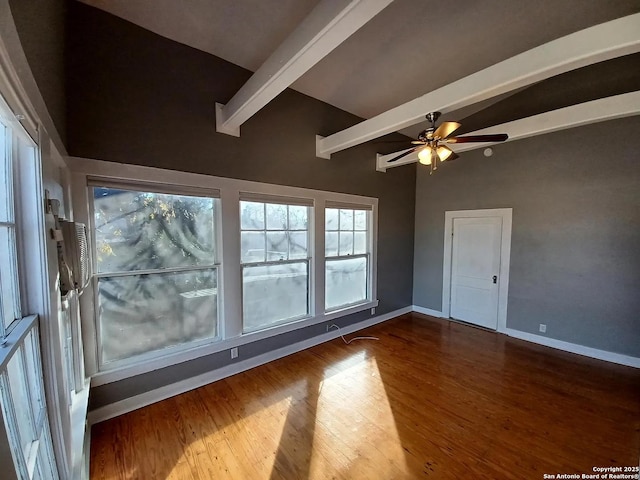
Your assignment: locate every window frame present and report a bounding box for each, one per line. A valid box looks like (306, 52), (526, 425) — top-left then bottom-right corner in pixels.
(324, 206), (373, 312)
(71, 159), (378, 386)
(0, 96), (61, 479)
(0, 120), (20, 339)
(87, 181), (223, 372)
(239, 199), (313, 333)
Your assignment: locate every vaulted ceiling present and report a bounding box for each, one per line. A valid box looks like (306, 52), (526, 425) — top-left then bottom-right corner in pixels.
(78, 0), (640, 167)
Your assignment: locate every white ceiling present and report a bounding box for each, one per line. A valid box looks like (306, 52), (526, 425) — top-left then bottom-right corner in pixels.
(77, 0), (640, 126)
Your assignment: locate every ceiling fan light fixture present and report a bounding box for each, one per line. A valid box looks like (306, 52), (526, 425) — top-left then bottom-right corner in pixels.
(436, 145), (453, 162)
(418, 146), (432, 165)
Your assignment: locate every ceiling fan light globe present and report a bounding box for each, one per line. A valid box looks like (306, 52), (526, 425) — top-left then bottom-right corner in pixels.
(436, 145), (453, 161)
(418, 147), (432, 165)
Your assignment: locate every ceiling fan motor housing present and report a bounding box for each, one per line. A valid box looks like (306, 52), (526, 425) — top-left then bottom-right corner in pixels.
(425, 111), (441, 124)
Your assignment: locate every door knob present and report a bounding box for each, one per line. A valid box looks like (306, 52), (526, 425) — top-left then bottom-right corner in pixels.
(492, 275), (497, 284)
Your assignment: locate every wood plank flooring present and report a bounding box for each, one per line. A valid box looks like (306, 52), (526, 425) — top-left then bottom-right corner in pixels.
(90, 313), (640, 479)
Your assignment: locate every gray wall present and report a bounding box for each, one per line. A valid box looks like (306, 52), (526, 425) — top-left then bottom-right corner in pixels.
(8, 0), (67, 144)
(413, 116), (640, 357)
(65, 3), (416, 409)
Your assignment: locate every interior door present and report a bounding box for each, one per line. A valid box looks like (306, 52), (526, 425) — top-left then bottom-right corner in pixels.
(450, 216), (502, 329)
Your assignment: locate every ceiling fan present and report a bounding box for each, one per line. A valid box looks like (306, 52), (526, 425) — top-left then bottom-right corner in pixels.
(387, 112), (508, 174)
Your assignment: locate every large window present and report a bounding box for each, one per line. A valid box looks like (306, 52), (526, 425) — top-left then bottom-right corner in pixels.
(0, 122), (20, 335)
(0, 107), (58, 479)
(325, 206), (371, 311)
(76, 161), (378, 384)
(240, 199), (310, 331)
(91, 184), (220, 367)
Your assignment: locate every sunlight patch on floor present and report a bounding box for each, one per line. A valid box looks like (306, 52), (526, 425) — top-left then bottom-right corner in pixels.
(165, 387), (294, 479)
(311, 352), (409, 478)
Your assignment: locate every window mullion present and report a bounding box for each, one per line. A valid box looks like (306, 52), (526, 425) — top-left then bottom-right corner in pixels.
(220, 188), (242, 339)
(263, 203), (267, 262)
(313, 199), (325, 317)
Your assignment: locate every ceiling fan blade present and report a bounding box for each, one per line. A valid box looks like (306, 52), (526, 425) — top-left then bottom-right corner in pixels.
(387, 148), (417, 163)
(411, 140), (427, 145)
(446, 152), (460, 162)
(446, 134), (508, 144)
(433, 121), (461, 140)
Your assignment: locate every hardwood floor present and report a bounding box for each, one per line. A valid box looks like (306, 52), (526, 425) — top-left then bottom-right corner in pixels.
(90, 313), (640, 479)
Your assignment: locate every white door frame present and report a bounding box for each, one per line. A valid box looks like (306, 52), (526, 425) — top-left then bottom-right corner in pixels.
(442, 208), (512, 333)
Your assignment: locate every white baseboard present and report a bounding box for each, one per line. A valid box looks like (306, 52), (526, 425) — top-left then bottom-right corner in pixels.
(411, 305), (445, 318)
(410, 305), (639, 368)
(88, 305), (638, 424)
(88, 306), (412, 425)
(505, 328), (640, 368)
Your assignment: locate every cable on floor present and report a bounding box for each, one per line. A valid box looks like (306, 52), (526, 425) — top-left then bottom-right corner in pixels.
(328, 324), (379, 344)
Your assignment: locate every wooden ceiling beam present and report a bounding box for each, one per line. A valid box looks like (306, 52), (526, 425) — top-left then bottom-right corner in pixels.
(216, 0), (393, 137)
(376, 91), (640, 171)
(319, 13), (640, 159)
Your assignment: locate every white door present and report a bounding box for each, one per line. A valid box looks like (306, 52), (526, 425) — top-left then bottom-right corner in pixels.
(450, 216), (502, 329)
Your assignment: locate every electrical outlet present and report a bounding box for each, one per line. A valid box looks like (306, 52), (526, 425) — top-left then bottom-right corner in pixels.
(230, 347), (238, 359)
(371, 307), (376, 315)
(539, 324), (546, 333)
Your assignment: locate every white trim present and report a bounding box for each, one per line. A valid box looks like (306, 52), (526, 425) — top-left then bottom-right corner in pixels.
(69, 381), (90, 480)
(411, 305), (444, 318)
(90, 299), (379, 386)
(316, 135), (330, 159)
(377, 92), (640, 169)
(410, 306), (640, 368)
(319, 13), (640, 157)
(505, 328), (640, 369)
(88, 306), (411, 424)
(71, 156), (380, 384)
(442, 209), (512, 333)
(216, 0), (392, 135)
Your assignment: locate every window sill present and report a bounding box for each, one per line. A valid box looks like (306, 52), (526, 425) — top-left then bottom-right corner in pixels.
(90, 299), (378, 386)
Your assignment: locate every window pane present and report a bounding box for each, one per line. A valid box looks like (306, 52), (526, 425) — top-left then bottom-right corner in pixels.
(243, 262), (308, 331)
(0, 124), (11, 222)
(339, 209), (353, 230)
(326, 257), (367, 310)
(266, 203), (287, 230)
(94, 188), (215, 273)
(36, 426), (57, 480)
(241, 231), (265, 263)
(325, 232), (339, 257)
(266, 231), (288, 261)
(0, 226), (19, 331)
(289, 232), (307, 259)
(288, 205), (308, 230)
(338, 231), (354, 256)
(98, 269), (218, 364)
(240, 201), (264, 230)
(354, 210), (367, 230)
(6, 351), (36, 459)
(23, 330), (44, 417)
(325, 208), (339, 230)
(354, 231), (367, 255)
